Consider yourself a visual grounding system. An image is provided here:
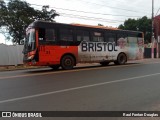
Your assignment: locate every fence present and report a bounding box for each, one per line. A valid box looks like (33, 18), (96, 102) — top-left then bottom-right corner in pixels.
(0, 44), (23, 66)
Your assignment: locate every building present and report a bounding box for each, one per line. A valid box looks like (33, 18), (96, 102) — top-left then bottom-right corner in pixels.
(154, 15), (160, 40)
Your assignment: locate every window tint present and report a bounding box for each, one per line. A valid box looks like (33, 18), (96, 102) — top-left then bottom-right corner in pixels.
(45, 29), (56, 41)
(76, 30), (90, 42)
(92, 32), (104, 42)
(105, 32), (116, 42)
(38, 28), (45, 41)
(38, 28), (56, 44)
(60, 29), (73, 41)
(117, 33), (128, 47)
(128, 32), (138, 37)
(117, 33), (127, 40)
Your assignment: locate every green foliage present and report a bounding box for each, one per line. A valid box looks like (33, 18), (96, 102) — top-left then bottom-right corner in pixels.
(0, 0), (7, 27)
(0, 0), (59, 44)
(118, 16), (152, 43)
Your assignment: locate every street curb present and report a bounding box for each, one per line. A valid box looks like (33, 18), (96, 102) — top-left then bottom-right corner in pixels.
(0, 59), (160, 72)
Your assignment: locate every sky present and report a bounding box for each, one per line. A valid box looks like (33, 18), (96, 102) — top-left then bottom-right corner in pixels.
(0, 0), (160, 44)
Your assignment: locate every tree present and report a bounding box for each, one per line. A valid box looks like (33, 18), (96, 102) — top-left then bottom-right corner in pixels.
(40, 5), (59, 22)
(0, 0), (59, 44)
(98, 23), (104, 26)
(118, 16), (152, 43)
(0, 0), (7, 27)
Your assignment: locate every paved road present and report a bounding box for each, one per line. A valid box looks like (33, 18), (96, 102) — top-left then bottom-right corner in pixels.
(0, 59), (160, 119)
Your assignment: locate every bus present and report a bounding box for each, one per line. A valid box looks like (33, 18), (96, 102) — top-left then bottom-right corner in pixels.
(23, 20), (144, 70)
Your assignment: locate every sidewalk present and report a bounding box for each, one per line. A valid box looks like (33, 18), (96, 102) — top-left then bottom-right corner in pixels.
(127, 58), (160, 64)
(0, 65), (45, 71)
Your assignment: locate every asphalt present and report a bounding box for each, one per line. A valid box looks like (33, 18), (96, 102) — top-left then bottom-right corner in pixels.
(0, 59), (160, 120)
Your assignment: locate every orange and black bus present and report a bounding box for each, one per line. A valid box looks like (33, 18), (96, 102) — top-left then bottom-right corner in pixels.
(23, 20), (144, 70)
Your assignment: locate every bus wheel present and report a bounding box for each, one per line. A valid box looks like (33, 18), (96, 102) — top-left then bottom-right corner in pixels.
(100, 62), (110, 66)
(114, 53), (127, 65)
(49, 65), (60, 70)
(61, 55), (75, 70)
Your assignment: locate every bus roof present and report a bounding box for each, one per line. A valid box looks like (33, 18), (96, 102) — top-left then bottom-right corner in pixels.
(70, 23), (118, 30)
(29, 20), (143, 34)
(30, 20), (118, 30)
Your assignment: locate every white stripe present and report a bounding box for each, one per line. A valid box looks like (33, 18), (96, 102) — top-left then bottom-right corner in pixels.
(0, 72), (160, 104)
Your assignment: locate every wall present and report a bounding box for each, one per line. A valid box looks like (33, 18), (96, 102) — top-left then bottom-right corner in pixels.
(144, 48), (156, 58)
(0, 44), (23, 66)
(154, 15), (160, 39)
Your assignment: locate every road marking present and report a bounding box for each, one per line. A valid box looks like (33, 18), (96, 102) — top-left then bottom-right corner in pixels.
(0, 72), (160, 104)
(0, 63), (142, 80)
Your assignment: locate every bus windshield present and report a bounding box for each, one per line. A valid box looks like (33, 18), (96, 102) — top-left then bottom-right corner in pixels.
(23, 29), (36, 53)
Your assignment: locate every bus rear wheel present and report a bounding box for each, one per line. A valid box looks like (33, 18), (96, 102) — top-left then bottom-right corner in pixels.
(114, 53), (127, 65)
(61, 55), (75, 70)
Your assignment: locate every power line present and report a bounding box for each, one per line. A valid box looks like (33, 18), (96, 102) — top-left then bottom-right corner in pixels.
(3, 0), (151, 15)
(30, 3), (144, 25)
(3, 0), (147, 18)
(71, 0), (149, 14)
(3, 0), (149, 26)
(155, 7), (160, 16)
(60, 15), (122, 24)
(53, 7), (142, 18)
(31, 3), (142, 18)
(31, 4), (125, 23)
(1, 0), (125, 25)
(74, 0), (151, 14)
(59, 12), (124, 23)
(32, 5), (124, 24)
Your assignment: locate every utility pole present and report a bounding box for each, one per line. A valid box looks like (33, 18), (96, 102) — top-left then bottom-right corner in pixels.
(151, 0), (155, 58)
(152, 0), (154, 38)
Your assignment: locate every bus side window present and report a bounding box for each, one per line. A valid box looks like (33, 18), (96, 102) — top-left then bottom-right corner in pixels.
(117, 33), (127, 40)
(38, 28), (56, 44)
(38, 28), (45, 41)
(117, 33), (128, 46)
(128, 33), (138, 43)
(45, 29), (56, 41)
(117, 33), (128, 42)
(92, 32), (104, 42)
(60, 29), (73, 41)
(105, 33), (116, 43)
(76, 30), (90, 42)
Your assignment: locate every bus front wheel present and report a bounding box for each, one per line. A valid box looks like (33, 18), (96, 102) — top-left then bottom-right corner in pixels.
(61, 55), (75, 70)
(114, 53), (127, 65)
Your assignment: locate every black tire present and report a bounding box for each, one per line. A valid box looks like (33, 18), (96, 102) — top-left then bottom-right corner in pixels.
(114, 61), (119, 65)
(61, 55), (75, 70)
(100, 62), (110, 66)
(49, 65), (60, 70)
(114, 53), (127, 65)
